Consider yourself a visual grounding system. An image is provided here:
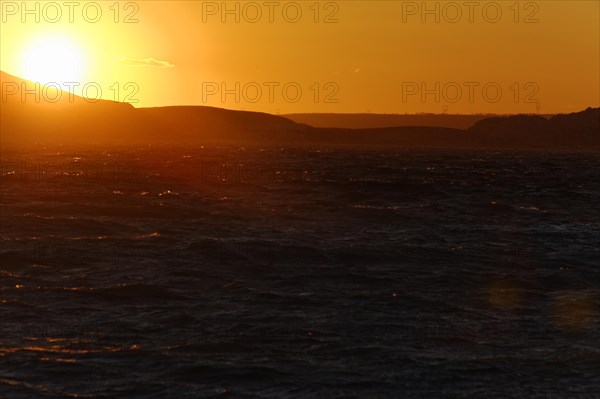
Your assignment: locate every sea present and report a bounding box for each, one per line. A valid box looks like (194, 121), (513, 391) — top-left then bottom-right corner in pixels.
(1, 145), (599, 398)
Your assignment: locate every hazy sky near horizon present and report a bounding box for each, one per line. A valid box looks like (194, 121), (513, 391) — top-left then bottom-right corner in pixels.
(1, 0), (598, 114)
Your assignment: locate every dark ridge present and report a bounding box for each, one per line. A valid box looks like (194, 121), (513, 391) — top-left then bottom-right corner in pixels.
(1, 71), (598, 149)
(282, 113), (535, 130)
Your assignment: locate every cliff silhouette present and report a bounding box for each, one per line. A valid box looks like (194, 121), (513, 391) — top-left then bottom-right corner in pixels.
(1, 71), (598, 149)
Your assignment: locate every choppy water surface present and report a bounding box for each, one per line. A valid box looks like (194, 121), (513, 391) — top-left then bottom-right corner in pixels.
(1, 146), (599, 398)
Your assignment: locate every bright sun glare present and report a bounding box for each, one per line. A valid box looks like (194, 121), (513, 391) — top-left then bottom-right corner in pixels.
(21, 36), (85, 88)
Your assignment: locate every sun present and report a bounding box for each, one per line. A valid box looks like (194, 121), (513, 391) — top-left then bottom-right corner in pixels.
(21, 36), (86, 89)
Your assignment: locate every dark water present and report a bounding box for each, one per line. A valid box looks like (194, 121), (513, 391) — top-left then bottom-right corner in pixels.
(1, 146), (599, 398)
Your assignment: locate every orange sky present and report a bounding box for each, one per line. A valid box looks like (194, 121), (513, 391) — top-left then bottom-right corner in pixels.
(1, 0), (598, 114)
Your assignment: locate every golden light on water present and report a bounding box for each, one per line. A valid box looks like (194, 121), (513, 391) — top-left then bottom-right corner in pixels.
(552, 291), (598, 332)
(488, 281), (522, 311)
(489, 283), (598, 332)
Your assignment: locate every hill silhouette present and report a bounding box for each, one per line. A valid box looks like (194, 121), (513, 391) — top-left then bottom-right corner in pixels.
(468, 108), (600, 147)
(1, 71), (598, 149)
(283, 113), (517, 130)
(1, 71), (136, 143)
(0, 71), (307, 145)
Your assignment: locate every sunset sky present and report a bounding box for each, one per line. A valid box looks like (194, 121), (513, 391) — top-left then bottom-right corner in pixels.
(1, 0), (598, 114)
